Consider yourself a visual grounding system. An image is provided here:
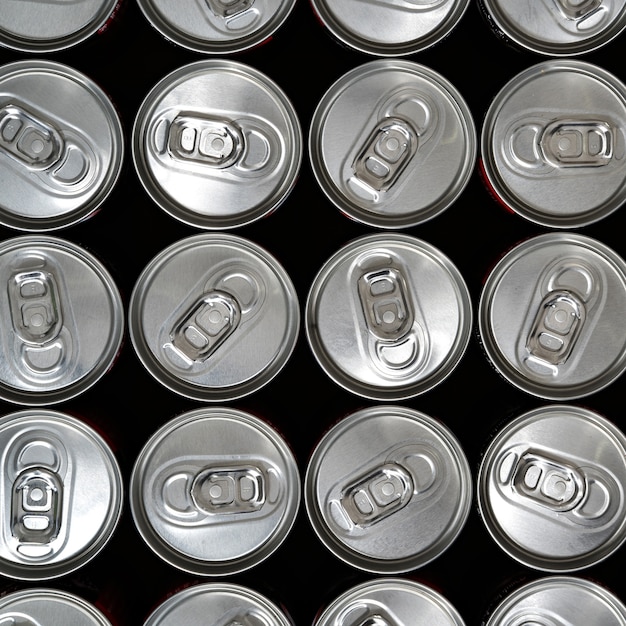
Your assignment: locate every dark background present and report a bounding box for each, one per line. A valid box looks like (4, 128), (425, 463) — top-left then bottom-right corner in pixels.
(1, 1), (626, 624)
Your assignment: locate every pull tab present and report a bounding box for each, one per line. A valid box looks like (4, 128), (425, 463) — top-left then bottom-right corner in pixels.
(337, 603), (399, 626)
(541, 120), (613, 168)
(553, 0), (603, 21)
(0, 616), (44, 626)
(206, 0), (255, 18)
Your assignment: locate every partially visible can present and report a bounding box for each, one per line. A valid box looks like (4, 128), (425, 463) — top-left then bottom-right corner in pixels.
(481, 59), (626, 228)
(309, 60), (476, 229)
(304, 405), (472, 573)
(130, 407), (301, 576)
(143, 582), (293, 625)
(484, 576), (626, 625)
(479, 0), (626, 56)
(0, 0), (121, 53)
(0, 235), (124, 405)
(0, 60), (124, 231)
(136, 0), (296, 54)
(0, 409), (123, 580)
(306, 233), (472, 400)
(314, 578), (466, 626)
(478, 404), (626, 572)
(129, 233), (299, 401)
(310, 0), (470, 56)
(478, 232), (626, 400)
(0, 587), (114, 625)
(132, 60), (301, 229)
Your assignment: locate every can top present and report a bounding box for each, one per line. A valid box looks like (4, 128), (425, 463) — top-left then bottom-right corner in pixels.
(0, 235), (124, 405)
(478, 404), (626, 572)
(0, 587), (113, 625)
(305, 405), (472, 573)
(129, 233), (299, 401)
(306, 233), (472, 400)
(130, 407), (301, 576)
(132, 59), (302, 229)
(137, 0), (296, 54)
(479, 232), (626, 400)
(0, 0), (118, 52)
(314, 578), (466, 626)
(143, 582), (292, 626)
(484, 576), (626, 625)
(310, 0), (470, 56)
(0, 409), (123, 580)
(481, 59), (626, 228)
(481, 0), (626, 56)
(0, 60), (124, 231)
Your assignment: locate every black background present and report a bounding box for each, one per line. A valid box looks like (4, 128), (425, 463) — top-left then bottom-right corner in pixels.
(1, 1), (626, 624)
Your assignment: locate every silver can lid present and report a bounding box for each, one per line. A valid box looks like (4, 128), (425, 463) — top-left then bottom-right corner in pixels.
(132, 59), (301, 229)
(306, 233), (472, 400)
(0, 409), (123, 580)
(143, 582), (292, 626)
(314, 578), (466, 626)
(478, 404), (626, 572)
(0, 587), (113, 625)
(0, 60), (124, 231)
(480, 0), (626, 56)
(136, 0), (296, 54)
(304, 405), (472, 573)
(130, 407), (301, 576)
(0, 0), (118, 53)
(478, 232), (626, 400)
(310, 0), (470, 56)
(485, 576), (626, 625)
(309, 59), (476, 228)
(481, 59), (626, 228)
(0, 235), (124, 405)
(129, 233), (299, 401)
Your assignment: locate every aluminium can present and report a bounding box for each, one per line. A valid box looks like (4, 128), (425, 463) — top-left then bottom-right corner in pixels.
(479, 0), (626, 56)
(0, 235), (124, 405)
(477, 404), (626, 572)
(310, 0), (470, 56)
(481, 59), (626, 228)
(478, 232), (626, 400)
(305, 233), (472, 400)
(129, 233), (299, 401)
(0, 60), (124, 231)
(143, 582), (292, 626)
(304, 405), (472, 573)
(483, 576), (626, 625)
(136, 0), (296, 55)
(309, 59), (476, 229)
(130, 407), (301, 576)
(0, 587), (113, 625)
(0, 409), (123, 580)
(132, 59), (301, 229)
(314, 578), (465, 626)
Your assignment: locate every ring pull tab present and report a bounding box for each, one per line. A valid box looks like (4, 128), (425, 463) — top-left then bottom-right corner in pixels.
(0, 615), (44, 626)
(337, 603), (400, 626)
(553, 0), (604, 22)
(541, 119), (613, 168)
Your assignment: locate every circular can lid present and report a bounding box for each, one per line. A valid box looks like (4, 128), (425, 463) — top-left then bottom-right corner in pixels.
(484, 576), (626, 625)
(314, 578), (466, 626)
(0, 409), (123, 580)
(129, 233), (299, 401)
(0, 235), (124, 405)
(0, 587), (113, 624)
(478, 232), (626, 400)
(306, 233), (472, 400)
(304, 405), (472, 573)
(310, 0), (470, 56)
(309, 59), (476, 229)
(480, 0), (626, 56)
(143, 582), (292, 625)
(0, 60), (124, 231)
(0, 0), (118, 52)
(481, 59), (626, 228)
(478, 404), (626, 572)
(136, 0), (296, 54)
(130, 407), (301, 576)
(132, 59), (301, 229)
